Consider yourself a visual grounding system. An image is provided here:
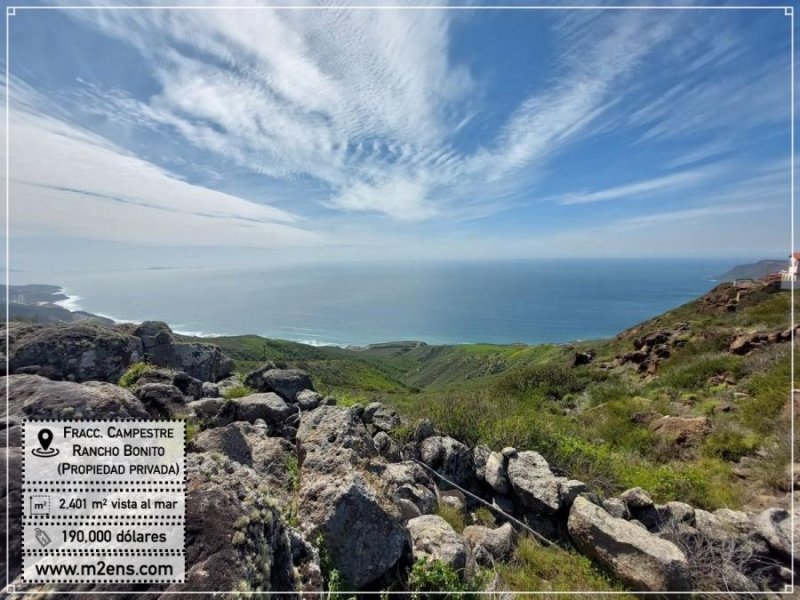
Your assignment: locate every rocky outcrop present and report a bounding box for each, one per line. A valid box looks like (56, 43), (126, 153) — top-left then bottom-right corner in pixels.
(296, 406), (408, 588)
(133, 321), (234, 382)
(419, 436), (474, 488)
(463, 523), (515, 566)
(407, 515), (474, 578)
(617, 326), (688, 375)
(649, 415), (712, 449)
(244, 364), (314, 401)
(506, 450), (561, 515)
(180, 453), (321, 593)
(729, 327), (795, 355)
(568, 496), (691, 591)
(5, 322), (143, 382)
(374, 461), (438, 518)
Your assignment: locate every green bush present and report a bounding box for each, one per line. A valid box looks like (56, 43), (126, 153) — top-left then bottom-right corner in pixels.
(494, 364), (597, 399)
(471, 506), (496, 527)
(222, 385), (255, 399)
(703, 426), (759, 461)
(657, 354), (744, 391)
(118, 361), (156, 388)
(408, 559), (482, 599)
(436, 503), (466, 534)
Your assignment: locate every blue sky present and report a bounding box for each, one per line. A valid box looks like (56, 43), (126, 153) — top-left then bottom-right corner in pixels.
(3, 2), (794, 272)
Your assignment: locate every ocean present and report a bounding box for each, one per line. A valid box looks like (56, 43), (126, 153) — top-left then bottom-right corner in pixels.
(19, 259), (736, 347)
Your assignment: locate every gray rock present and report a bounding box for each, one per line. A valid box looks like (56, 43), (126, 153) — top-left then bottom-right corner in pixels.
(484, 451), (510, 496)
(363, 402), (384, 423)
(320, 395), (337, 406)
(398, 498), (423, 520)
(414, 418), (435, 442)
(657, 501), (695, 527)
(4, 374), (149, 422)
(234, 393), (296, 424)
(377, 461), (438, 516)
(172, 370), (203, 399)
(506, 451), (560, 514)
(201, 381), (220, 398)
(620, 487), (654, 510)
(463, 523), (516, 565)
(245, 365), (313, 402)
(473, 445), (491, 482)
(296, 389), (323, 411)
(181, 453), (321, 593)
(419, 435), (475, 488)
(501, 446), (517, 459)
(191, 422), (296, 503)
(370, 407), (401, 433)
(186, 397), (226, 420)
(753, 508), (792, 561)
(602, 498), (630, 520)
(133, 382), (187, 418)
(296, 405), (406, 588)
(133, 321), (233, 382)
(559, 480), (589, 508)
(568, 496), (690, 591)
(6, 322), (143, 382)
(407, 515), (474, 579)
(440, 489), (466, 513)
(373, 431), (402, 462)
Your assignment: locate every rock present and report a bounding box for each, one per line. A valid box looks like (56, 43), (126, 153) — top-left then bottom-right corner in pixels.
(4, 374), (149, 422)
(133, 321), (233, 382)
(191, 422), (297, 503)
(373, 431), (402, 462)
(407, 515), (474, 578)
(559, 480), (588, 508)
(376, 461), (438, 517)
(398, 499), (423, 520)
(186, 397), (226, 420)
(414, 418), (435, 442)
(602, 498), (630, 520)
(244, 365), (313, 402)
(320, 395), (337, 406)
(133, 382), (187, 418)
(649, 415), (711, 447)
(729, 334), (755, 355)
(484, 451), (510, 495)
(216, 374), (244, 395)
(753, 508), (792, 561)
(296, 389), (323, 411)
(473, 445), (490, 482)
(364, 402), (401, 433)
(463, 523), (516, 565)
(657, 502), (695, 527)
(440, 489), (466, 513)
(6, 322), (143, 382)
(201, 381), (220, 398)
(620, 487), (654, 510)
(573, 349), (595, 366)
(233, 393), (296, 425)
(296, 406), (407, 588)
(506, 451), (560, 514)
(181, 453), (321, 593)
(172, 370), (203, 399)
(568, 496), (690, 591)
(501, 446), (517, 459)
(419, 436), (475, 488)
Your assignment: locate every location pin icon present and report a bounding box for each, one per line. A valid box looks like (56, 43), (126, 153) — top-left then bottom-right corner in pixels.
(38, 428), (53, 451)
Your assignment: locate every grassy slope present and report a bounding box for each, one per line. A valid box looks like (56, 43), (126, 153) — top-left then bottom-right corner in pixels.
(186, 283), (794, 511)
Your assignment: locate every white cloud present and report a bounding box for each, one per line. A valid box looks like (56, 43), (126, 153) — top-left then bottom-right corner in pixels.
(6, 107), (321, 248)
(556, 166), (717, 205)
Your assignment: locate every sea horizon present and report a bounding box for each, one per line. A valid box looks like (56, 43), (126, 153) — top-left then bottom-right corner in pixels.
(12, 257), (747, 347)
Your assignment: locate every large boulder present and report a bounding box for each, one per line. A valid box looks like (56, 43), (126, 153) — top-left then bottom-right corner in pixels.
(4, 374), (149, 425)
(232, 393), (297, 425)
(133, 382), (187, 418)
(375, 461), (438, 517)
(463, 523), (516, 566)
(649, 415), (712, 448)
(506, 450), (561, 514)
(179, 453), (322, 593)
(419, 436), (475, 488)
(244, 364), (313, 402)
(568, 496), (690, 591)
(133, 321), (233, 382)
(190, 422), (297, 503)
(407, 515), (474, 578)
(5, 322), (143, 382)
(296, 406), (407, 588)
(484, 451), (510, 495)
(364, 402), (401, 433)
(752, 508), (792, 562)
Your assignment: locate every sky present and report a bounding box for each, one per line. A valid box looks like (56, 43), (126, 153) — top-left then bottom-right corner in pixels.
(2, 1), (795, 274)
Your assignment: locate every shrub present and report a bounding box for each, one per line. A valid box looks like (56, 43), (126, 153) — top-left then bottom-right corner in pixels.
(471, 506), (496, 527)
(703, 425), (759, 462)
(407, 559), (482, 599)
(286, 455), (300, 491)
(656, 354), (744, 391)
(222, 385), (255, 399)
(494, 364), (595, 399)
(436, 503), (466, 534)
(118, 361), (155, 388)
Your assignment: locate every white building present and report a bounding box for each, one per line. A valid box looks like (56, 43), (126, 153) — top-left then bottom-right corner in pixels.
(780, 253), (800, 290)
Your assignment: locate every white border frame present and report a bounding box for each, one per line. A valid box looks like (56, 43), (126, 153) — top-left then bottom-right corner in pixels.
(2, 3), (795, 596)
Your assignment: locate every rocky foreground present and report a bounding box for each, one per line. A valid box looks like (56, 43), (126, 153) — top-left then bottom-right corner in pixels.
(1, 319), (796, 595)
